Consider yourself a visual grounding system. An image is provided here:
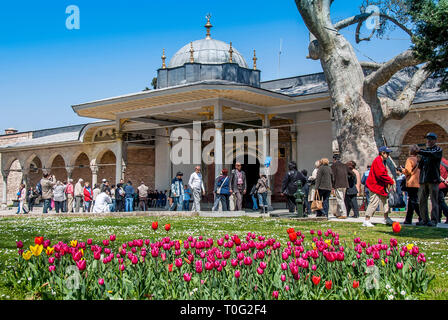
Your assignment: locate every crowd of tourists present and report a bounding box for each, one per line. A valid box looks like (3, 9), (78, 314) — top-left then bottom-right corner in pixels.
(290, 132), (446, 227)
(13, 132), (447, 224)
(15, 177), (168, 214)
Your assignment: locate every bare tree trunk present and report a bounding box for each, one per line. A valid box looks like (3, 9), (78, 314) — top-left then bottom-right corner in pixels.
(295, 0), (431, 169)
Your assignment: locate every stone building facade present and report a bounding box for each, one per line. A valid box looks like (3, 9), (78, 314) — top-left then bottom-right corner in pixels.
(1, 18), (447, 209)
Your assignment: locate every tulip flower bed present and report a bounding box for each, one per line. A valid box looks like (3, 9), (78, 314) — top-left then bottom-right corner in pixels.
(5, 223), (434, 300)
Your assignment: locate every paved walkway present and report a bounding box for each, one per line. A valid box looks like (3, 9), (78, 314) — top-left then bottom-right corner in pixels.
(1, 208), (447, 229)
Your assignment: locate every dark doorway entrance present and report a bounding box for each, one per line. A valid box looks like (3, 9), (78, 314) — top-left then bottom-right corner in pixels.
(232, 155), (260, 209)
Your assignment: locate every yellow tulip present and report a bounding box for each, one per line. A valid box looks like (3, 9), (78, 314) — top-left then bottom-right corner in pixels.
(79, 248), (84, 256)
(70, 240), (78, 248)
(381, 260), (386, 266)
(179, 240), (183, 246)
(30, 244), (43, 257)
(312, 242), (317, 250)
(46, 246), (54, 256)
(22, 251), (32, 260)
(407, 243), (414, 251)
(324, 239), (332, 246)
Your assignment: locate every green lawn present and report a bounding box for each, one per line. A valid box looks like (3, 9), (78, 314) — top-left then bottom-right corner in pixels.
(0, 215), (447, 300)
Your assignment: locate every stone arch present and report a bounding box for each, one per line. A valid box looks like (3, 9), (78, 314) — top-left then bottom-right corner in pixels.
(25, 154), (43, 189)
(49, 155), (67, 182)
(398, 120), (448, 164)
(71, 152), (92, 184)
(7, 159), (23, 205)
(96, 149), (116, 185)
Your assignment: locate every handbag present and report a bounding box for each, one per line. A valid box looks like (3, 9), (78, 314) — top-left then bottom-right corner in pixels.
(229, 193), (235, 211)
(388, 187), (406, 208)
(311, 190), (323, 211)
(217, 177), (228, 195)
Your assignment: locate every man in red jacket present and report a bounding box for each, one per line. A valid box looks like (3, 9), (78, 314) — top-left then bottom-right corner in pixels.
(363, 146), (395, 227)
(439, 157), (448, 224)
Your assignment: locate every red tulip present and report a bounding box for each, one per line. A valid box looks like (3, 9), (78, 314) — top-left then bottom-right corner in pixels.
(312, 275), (321, 285)
(353, 280), (360, 289)
(325, 280), (332, 290)
(392, 222), (401, 233)
(168, 264), (173, 272)
(34, 236), (44, 245)
(152, 222), (158, 231)
(164, 224), (171, 232)
(289, 232), (297, 242)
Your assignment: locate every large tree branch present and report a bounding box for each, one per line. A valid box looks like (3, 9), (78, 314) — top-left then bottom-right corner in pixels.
(380, 63), (432, 120)
(335, 12), (413, 37)
(295, 0), (335, 53)
(364, 50), (424, 92)
(360, 61), (383, 69)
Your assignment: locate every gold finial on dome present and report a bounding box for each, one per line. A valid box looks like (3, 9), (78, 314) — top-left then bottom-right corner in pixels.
(205, 13), (212, 39)
(253, 49), (257, 70)
(161, 48), (166, 69)
(229, 42), (234, 63)
(189, 42), (195, 63)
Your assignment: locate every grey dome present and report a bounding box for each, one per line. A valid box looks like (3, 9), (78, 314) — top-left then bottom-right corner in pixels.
(168, 39), (248, 69)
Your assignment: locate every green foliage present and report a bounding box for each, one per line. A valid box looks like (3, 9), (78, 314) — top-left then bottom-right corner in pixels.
(408, 0), (448, 91)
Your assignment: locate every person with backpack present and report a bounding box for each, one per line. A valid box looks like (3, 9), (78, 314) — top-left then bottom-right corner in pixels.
(282, 161), (306, 213)
(249, 184), (259, 211)
(345, 162), (359, 218)
(363, 147), (395, 227)
(438, 157), (448, 224)
(255, 173), (270, 214)
(212, 169), (230, 212)
(27, 187), (38, 212)
(402, 145), (421, 224)
(314, 158), (333, 217)
(115, 180), (125, 212)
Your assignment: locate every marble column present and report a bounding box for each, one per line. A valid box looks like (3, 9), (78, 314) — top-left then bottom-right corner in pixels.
(115, 133), (124, 184)
(66, 166), (74, 181)
(263, 115), (272, 209)
(91, 165), (98, 187)
(291, 122), (298, 163)
(214, 103), (223, 178)
(1, 171), (8, 209)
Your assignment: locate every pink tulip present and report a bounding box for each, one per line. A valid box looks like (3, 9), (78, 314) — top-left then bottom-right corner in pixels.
(260, 262), (267, 270)
(244, 256), (252, 266)
(235, 270), (241, 278)
(119, 264), (125, 272)
(48, 265), (55, 272)
(98, 278), (104, 285)
(110, 234), (116, 241)
(87, 239), (92, 245)
(272, 291), (279, 299)
(131, 255), (138, 264)
(103, 239), (109, 246)
(396, 262), (403, 270)
(175, 258), (183, 268)
(257, 267), (264, 275)
(183, 273), (192, 282)
(48, 257), (55, 264)
(76, 260), (86, 271)
(281, 274), (286, 282)
(281, 262), (287, 270)
(285, 285), (290, 291)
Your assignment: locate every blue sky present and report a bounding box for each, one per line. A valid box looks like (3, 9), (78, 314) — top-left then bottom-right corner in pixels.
(0, 0), (412, 132)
